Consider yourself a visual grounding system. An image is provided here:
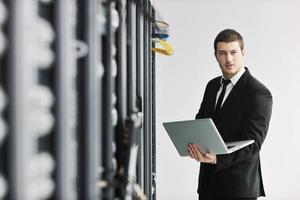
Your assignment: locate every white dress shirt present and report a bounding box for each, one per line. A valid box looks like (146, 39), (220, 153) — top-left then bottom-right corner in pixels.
(215, 67), (246, 107)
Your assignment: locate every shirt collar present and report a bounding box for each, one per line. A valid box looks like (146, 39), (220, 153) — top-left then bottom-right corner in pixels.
(220, 67), (246, 86)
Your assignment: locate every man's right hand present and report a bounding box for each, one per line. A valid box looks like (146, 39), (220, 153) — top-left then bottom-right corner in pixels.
(188, 144), (217, 164)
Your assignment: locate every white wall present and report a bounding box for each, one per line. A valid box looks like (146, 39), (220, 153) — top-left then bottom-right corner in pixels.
(154, 0), (300, 199)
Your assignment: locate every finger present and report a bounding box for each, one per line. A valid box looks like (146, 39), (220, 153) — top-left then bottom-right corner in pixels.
(187, 146), (194, 158)
(197, 150), (205, 161)
(188, 149), (191, 157)
(190, 145), (200, 161)
(188, 145), (196, 159)
(189, 145), (197, 155)
(187, 144), (193, 155)
(191, 145), (205, 161)
(204, 153), (213, 159)
(191, 145), (208, 162)
(191, 144), (199, 152)
(192, 144), (205, 155)
(196, 146), (206, 156)
(204, 153), (216, 163)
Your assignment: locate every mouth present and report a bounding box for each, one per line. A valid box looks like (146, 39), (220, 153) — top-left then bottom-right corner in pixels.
(225, 64), (234, 68)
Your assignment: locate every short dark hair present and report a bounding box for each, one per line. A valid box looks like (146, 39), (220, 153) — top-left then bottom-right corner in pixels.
(214, 29), (244, 52)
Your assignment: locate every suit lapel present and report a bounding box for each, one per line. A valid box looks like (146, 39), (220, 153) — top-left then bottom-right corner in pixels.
(208, 79), (222, 117)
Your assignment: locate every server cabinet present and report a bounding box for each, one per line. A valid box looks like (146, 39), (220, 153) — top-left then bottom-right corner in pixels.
(0, 0), (159, 199)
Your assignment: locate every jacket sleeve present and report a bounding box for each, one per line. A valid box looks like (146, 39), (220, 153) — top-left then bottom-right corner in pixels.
(195, 82), (213, 119)
(215, 85), (273, 171)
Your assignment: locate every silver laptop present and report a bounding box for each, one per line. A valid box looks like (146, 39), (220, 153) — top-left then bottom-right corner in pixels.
(162, 118), (254, 156)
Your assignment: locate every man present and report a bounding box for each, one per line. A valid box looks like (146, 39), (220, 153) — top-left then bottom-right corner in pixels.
(188, 29), (273, 200)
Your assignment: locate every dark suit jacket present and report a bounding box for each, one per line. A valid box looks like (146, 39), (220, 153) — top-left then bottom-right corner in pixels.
(195, 68), (272, 198)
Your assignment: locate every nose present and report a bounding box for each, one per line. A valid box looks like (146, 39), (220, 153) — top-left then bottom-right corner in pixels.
(225, 53), (233, 63)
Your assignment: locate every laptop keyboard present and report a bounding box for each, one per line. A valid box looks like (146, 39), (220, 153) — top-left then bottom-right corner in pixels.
(226, 145), (236, 149)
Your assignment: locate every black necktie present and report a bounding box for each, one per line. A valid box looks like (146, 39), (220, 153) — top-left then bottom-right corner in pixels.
(214, 79), (231, 116)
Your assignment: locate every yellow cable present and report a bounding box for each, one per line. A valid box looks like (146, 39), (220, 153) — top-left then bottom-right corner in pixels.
(152, 39), (174, 56)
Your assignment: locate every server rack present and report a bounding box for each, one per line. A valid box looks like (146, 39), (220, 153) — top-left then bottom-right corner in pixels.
(0, 1), (8, 199)
(0, 0), (159, 199)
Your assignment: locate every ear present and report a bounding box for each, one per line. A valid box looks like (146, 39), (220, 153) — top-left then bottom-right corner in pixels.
(214, 51), (217, 59)
(241, 49), (245, 56)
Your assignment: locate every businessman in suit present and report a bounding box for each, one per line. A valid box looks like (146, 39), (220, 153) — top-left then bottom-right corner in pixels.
(188, 29), (273, 200)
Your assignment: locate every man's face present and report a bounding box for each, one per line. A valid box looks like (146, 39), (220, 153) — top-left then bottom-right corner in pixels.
(215, 41), (245, 79)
